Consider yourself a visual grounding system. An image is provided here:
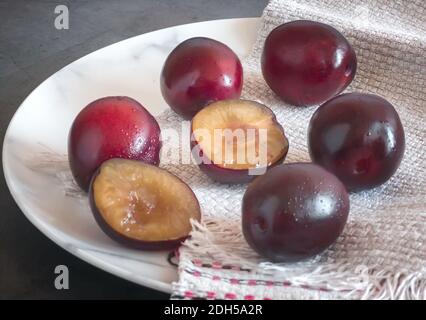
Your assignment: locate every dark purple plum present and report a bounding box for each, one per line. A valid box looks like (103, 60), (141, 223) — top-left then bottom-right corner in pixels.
(242, 163), (349, 262)
(308, 93), (405, 191)
(161, 37), (243, 119)
(261, 20), (357, 106)
(89, 159), (201, 250)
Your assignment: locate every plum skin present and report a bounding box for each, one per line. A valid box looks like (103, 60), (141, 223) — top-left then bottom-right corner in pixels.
(242, 163), (349, 262)
(308, 93), (405, 192)
(261, 20), (357, 106)
(88, 164), (199, 250)
(68, 96), (161, 191)
(161, 37), (243, 119)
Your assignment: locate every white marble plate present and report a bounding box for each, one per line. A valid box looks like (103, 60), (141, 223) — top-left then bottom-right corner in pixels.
(3, 18), (260, 294)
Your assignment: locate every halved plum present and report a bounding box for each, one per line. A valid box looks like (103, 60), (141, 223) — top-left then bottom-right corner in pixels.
(89, 159), (201, 250)
(191, 100), (289, 183)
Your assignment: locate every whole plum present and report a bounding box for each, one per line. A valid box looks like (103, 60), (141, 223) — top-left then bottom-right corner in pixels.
(242, 163), (349, 262)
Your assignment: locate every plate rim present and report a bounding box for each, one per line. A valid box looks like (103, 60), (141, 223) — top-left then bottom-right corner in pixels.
(2, 16), (260, 294)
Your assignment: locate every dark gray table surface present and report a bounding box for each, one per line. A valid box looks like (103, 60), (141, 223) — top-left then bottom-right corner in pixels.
(0, 0), (267, 299)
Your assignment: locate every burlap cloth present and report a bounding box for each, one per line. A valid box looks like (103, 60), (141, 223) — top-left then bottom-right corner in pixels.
(168, 0), (426, 300)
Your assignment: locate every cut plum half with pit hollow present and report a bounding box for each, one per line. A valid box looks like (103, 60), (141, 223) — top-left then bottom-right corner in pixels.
(191, 100), (289, 183)
(89, 159), (201, 250)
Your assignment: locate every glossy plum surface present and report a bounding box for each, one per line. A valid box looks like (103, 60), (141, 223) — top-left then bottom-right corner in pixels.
(161, 37), (243, 119)
(68, 96), (161, 191)
(261, 20), (357, 106)
(89, 159), (201, 250)
(242, 163), (349, 262)
(308, 93), (405, 192)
